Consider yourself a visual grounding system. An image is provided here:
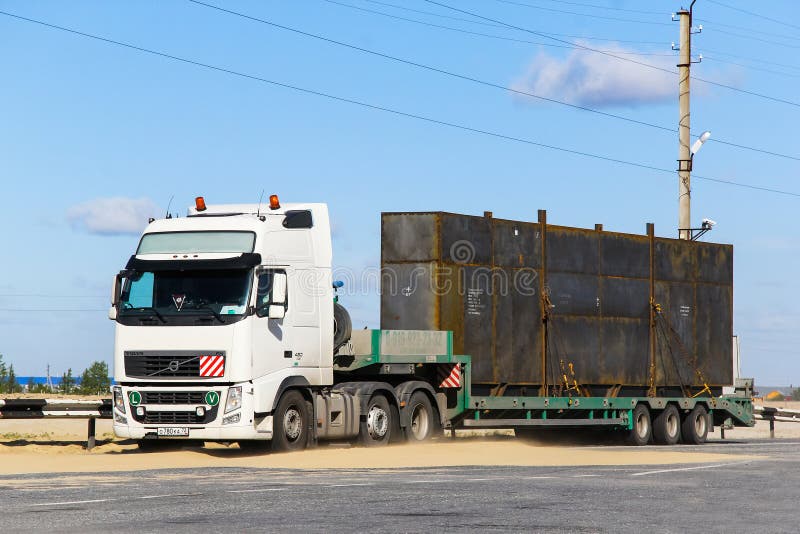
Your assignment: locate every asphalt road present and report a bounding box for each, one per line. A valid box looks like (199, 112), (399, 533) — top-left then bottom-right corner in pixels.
(2, 439), (798, 533)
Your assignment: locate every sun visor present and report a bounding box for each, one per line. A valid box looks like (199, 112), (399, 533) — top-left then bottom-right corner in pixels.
(125, 252), (262, 271)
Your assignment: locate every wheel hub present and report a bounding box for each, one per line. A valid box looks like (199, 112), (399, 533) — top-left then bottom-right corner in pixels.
(284, 407), (302, 441)
(367, 405), (389, 439)
(410, 404), (430, 440)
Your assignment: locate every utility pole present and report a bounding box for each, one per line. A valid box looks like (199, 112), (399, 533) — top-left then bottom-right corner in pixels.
(676, 2), (695, 240)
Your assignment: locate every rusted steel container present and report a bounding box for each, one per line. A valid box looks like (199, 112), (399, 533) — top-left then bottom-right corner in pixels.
(380, 211), (733, 397)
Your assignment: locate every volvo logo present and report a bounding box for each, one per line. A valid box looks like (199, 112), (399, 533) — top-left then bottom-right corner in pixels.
(168, 360), (180, 372)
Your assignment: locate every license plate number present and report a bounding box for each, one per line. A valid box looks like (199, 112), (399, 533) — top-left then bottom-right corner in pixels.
(157, 427), (189, 437)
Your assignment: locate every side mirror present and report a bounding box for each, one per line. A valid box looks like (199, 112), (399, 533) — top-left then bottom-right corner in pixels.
(109, 274), (121, 321)
(111, 274), (121, 306)
(272, 272), (287, 306)
(268, 304), (285, 320)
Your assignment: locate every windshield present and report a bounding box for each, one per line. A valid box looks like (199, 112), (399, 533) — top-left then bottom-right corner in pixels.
(137, 231), (255, 254)
(120, 269), (253, 317)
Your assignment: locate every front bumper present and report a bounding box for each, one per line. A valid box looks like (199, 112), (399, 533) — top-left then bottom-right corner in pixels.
(113, 383), (273, 441)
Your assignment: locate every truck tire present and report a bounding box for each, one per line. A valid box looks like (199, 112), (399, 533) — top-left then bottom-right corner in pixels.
(359, 394), (393, 446)
(333, 302), (352, 351)
(653, 404), (681, 445)
(271, 390), (310, 452)
(627, 404), (652, 446)
(404, 391), (436, 442)
(681, 404), (709, 445)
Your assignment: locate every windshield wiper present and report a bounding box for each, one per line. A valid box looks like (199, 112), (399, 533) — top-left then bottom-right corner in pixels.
(123, 305), (166, 323)
(192, 303), (225, 323)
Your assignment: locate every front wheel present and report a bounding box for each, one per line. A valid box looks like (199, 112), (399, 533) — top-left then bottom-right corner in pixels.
(359, 394), (393, 446)
(681, 405), (709, 445)
(271, 390), (311, 452)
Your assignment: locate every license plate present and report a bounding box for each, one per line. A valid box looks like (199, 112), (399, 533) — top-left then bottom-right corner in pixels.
(157, 427), (189, 437)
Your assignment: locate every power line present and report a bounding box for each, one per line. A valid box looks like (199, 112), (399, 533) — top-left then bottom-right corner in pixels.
(703, 55), (800, 80)
(190, 0), (800, 162)
(490, 0), (672, 26)
(707, 26), (800, 50)
(188, 1), (673, 131)
(496, 0), (664, 16)
(706, 0), (800, 32)
(359, 0), (509, 29)
(322, 0), (671, 46)
(695, 18), (800, 43)
(422, 0), (800, 109)
(699, 47), (800, 73)
(1, 9), (797, 198)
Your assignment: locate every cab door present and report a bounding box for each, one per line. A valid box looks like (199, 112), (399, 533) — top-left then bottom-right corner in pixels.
(251, 268), (294, 378)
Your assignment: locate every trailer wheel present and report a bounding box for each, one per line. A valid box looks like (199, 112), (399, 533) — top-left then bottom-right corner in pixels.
(271, 390), (310, 452)
(627, 404), (652, 446)
(404, 392), (436, 442)
(359, 394), (393, 446)
(681, 404), (709, 445)
(653, 405), (681, 445)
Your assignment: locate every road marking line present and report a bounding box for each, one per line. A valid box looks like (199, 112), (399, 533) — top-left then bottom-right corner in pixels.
(570, 474), (600, 478)
(32, 499), (111, 507)
(631, 461), (750, 477)
(136, 493), (203, 499)
(226, 488), (286, 493)
(326, 483), (373, 487)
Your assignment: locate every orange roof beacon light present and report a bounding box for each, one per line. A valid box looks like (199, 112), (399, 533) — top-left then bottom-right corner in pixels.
(195, 196), (207, 212)
(269, 194), (280, 210)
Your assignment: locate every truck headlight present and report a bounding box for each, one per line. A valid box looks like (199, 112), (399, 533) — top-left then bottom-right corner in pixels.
(225, 386), (242, 413)
(113, 386), (126, 414)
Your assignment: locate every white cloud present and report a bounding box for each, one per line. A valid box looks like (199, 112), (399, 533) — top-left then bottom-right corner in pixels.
(512, 44), (678, 108)
(67, 197), (160, 235)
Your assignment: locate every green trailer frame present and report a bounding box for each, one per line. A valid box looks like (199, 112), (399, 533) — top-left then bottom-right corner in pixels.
(334, 330), (754, 435)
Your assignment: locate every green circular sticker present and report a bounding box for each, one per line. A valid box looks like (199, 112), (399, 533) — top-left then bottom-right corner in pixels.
(129, 391), (141, 406)
(205, 391), (219, 406)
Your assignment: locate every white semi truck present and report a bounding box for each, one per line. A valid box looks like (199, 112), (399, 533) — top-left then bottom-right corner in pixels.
(111, 196), (454, 450)
(110, 197), (753, 450)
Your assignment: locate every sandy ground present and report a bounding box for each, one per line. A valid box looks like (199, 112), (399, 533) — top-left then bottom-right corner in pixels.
(0, 418), (767, 476)
(0, 397), (791, 475)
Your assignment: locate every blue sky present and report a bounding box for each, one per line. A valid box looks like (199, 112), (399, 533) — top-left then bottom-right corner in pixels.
(0, 0), (798, 386)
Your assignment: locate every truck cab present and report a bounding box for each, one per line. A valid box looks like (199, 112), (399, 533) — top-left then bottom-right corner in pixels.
(111, 197), (335, 445)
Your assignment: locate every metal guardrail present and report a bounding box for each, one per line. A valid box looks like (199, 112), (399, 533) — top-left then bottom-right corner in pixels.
(754, 406), (800, 439)
(0, 398), (112, 450)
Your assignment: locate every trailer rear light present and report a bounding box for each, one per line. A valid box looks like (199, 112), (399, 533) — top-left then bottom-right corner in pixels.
(269, 194), (280, 210)
(195, 196), (207, 212)
(113, 386), (126, 414)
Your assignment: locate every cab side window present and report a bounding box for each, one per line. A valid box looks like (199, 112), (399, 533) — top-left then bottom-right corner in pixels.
(256, 269), (288, 318)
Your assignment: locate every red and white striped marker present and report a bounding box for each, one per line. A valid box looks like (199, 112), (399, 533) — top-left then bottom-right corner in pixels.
(199, 355), (225, 377)
(438, 363), (461, 388)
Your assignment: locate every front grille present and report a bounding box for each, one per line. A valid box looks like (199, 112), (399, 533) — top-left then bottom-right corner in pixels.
(130, 401), (220, 425)
(124, 351), (224, 378)
(142, 391), (207, 405)
(142, 411), (205, 424)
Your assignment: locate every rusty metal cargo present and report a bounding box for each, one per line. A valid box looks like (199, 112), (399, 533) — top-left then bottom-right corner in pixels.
(380, 210), (733, 398)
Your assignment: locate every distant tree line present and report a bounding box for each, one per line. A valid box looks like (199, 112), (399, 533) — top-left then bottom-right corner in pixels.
(0, 353), (111, 395)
